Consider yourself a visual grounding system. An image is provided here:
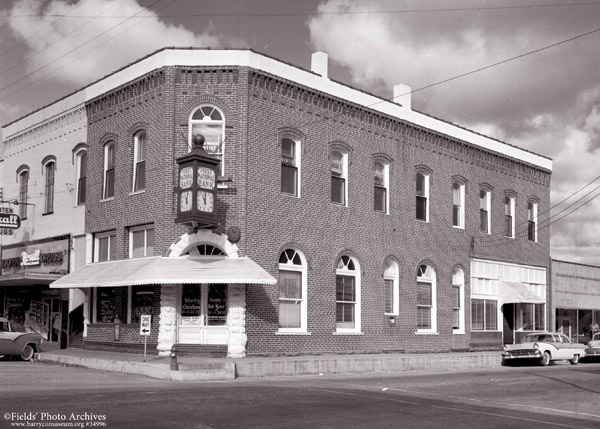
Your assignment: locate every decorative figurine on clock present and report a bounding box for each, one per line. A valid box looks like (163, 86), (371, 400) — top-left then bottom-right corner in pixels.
(175, 133), (220, 228)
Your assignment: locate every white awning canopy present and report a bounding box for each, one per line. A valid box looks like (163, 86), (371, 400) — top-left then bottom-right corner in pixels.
(499, 281), (545, 305)
(50, 256), (276, 288)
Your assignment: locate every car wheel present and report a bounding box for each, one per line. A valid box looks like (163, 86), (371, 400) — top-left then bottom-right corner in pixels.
(541, 351), (552, 366)
(20, 344), (35, 361)
(570, 354), (580, 365)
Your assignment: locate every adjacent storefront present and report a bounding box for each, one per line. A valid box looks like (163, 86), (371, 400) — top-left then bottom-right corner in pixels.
(0, 236), (70, 349)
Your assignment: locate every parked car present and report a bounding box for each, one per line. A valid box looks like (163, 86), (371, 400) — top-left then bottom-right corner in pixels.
(502, 332), (587, 366)
(585, 332), (600, 358)
(0, 317), (43, 361)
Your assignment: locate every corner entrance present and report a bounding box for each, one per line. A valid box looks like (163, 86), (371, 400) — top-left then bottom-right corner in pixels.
(178, 284), (228, 345)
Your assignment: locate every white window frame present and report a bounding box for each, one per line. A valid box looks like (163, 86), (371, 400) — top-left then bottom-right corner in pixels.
(277, 249), (308, 333)
(452, 182), (465, 229)
(384, 258), (399, 316)
(374, 162), (389, 214)
(103, 142), (115, 200)
(189, 105), (225, 177)
(94, 231), (117, 262)
(18, 169), (29, 219)
(416, 172), (429, 222)
(132, 131), (146, 193)
(452, 267), (465, 334)
(43, 160), (55, 214)
(528, 201), (538, 242)
(335, 255), (361, 333)
(129, 225), (155, 259)
(505, 195), (515, 238)
(75, 149), (87, 206)
(281, 136), (301, 198)
(416, 264), (437, 334)
(331, 150), (348, 206)
(480, 189), (491, 234)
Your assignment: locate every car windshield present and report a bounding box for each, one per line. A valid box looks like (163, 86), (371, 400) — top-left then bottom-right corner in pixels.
(523, 334), (553, 343)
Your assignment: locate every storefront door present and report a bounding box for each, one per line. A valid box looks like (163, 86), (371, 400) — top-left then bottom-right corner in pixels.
(42, 297), (61, 344)
(178, 284), (228, 345)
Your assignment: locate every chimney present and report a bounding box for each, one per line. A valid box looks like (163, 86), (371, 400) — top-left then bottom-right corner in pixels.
(311, 52), (328, 78)
(393, 84), (411, 110)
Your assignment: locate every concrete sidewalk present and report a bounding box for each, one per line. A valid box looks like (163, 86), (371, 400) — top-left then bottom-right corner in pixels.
(34, 348), (502, 381)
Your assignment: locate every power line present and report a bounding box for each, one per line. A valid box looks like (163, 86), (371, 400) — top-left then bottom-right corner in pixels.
(2, 1), (600, 18)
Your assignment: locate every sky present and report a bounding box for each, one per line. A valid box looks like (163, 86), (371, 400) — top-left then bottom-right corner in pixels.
(1, 0), (599, 264)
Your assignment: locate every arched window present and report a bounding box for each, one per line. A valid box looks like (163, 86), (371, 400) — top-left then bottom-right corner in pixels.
(336, 255), (361, 332)
(75, 149), (88, 205)
(281, 136), (301, 197)
(278, 249), (307, 331)
(133, 131), (146, 192)
(417, 264), (436, 333)
(374, 161), (389, 214)
(528, 200), (538, 242)
(331, 150), (348, 206)
(416, 171), (430, 221)
(452, 267), (465, 334)
(504, 194), (516, 238)
(43, 159), (56, 214)
(103, 141), (115, 199)
(479, 188), (491, 233)
(384, 258), (399, 315)
(189, 105), (225, 176)
(17, 167), (29, 219)
(452, 180), (465, 228)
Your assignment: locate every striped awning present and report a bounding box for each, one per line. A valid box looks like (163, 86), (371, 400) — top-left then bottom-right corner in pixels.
(50, 256), (275, 288)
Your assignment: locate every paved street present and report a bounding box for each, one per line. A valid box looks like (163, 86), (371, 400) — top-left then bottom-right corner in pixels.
(1, 360), (600, 428)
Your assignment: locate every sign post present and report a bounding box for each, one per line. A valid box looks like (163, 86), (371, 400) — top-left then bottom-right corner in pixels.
(139, 315), (151, 362)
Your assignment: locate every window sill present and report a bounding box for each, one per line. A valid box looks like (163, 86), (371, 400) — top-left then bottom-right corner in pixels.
(333, 331), (364, 335)
(452, 225), (464, 230)
(129, 189), (145, 196)
(100, 197), (115, 203)
(415, 331), (439, 335)
(453, 330), (465, 335)
(330, 202), (347, 208)
(42, 211), (53, 216)
(276, 331), (311, 335)
(416, 218), (429, 223)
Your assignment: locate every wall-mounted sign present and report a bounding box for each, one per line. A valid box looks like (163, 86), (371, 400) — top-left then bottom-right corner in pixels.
(0, 213), (20, 229)
(1, 236), (69, 276)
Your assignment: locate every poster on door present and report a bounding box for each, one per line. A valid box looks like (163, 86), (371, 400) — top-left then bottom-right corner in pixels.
(181, 285), (201, 325)
(207, 285), (227, 325)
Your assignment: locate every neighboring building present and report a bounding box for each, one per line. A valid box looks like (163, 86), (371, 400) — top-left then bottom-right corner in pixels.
(0, 102), (88, 349)
(4, 48), (552, 357)
(551, 259), (600, 344)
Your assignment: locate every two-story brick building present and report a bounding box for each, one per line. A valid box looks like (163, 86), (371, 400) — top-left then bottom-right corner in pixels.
(5, 48), (552, 357)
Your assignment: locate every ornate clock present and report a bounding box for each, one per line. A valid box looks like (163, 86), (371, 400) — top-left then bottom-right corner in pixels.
(175, 134), (220, 227)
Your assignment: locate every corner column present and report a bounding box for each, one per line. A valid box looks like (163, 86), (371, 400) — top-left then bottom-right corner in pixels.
(157, 284), (178, 357)
(227, 284), (247, 358)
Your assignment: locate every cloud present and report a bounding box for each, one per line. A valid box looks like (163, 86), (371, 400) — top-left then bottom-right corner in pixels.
(309, 0), (600, 264)
(7, 0), (230, 87)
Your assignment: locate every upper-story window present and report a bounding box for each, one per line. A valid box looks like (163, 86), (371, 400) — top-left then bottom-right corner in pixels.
(133, 131), (146, 193)
(452, 180), (465, 229)
(189, 105), (225, 176)
(130, 225), (155, 258)
(103, 141), (115, 199)
(374, 162), (389, 213)
(384, 258), (399, 315)
(278, 248), (307, 332)
(336, 255), (361, 332)
(43, 158), (56, 214)
(504, 194), (516, 238)
(416, 171), (430, 221)
(17, 166), (29, 220)
(331, 150), (348, 206)
(528, 200), (538, 242)
(75, 149), (87, 205)
(281, 136), (301, 197)
(95, 231), (117, 262)
(417, 264), (437, 333)
(452, 267), (465, 334)
(479, 188), (491, 233)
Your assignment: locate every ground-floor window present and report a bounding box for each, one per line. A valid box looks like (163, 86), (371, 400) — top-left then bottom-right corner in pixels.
(516, 303), (545, 331)
(129, 285), (155, 324)
(556, 308), (600, 343)
(471, 299), (497, 330)
(335, 255), (360, 332)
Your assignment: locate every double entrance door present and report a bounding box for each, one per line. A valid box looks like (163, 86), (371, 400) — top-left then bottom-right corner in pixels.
(178, 284), (228, 345)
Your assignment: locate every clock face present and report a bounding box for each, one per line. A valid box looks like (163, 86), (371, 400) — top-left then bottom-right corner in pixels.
(197, 167), (216, 190)
(197, 191), (214, 212)
(180, 190), (192, 212)
(180, 167), (193, 189)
